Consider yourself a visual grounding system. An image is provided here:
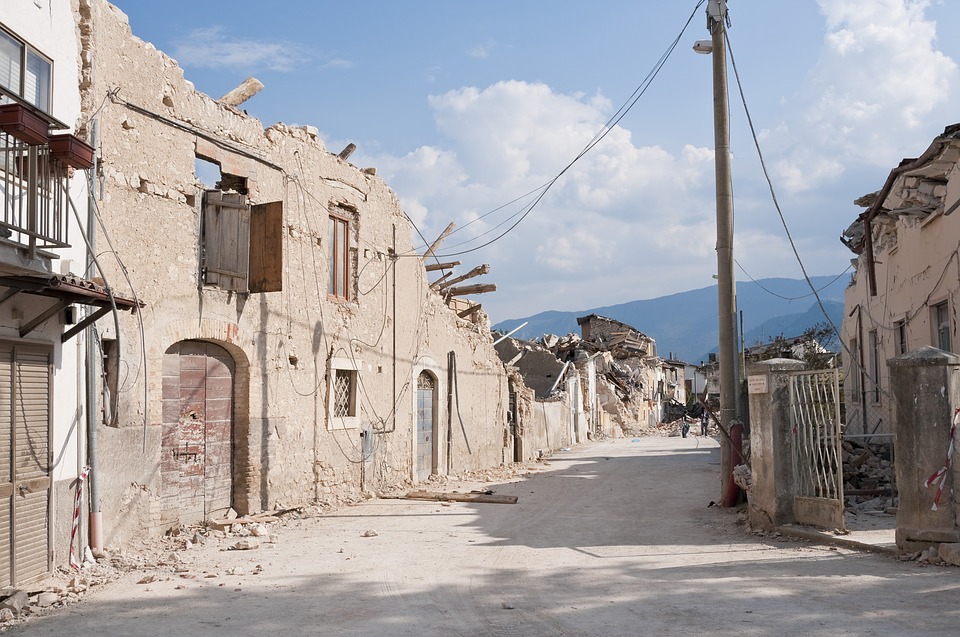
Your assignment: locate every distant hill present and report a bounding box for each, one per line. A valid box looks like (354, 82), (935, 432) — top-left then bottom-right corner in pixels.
(492, 275), (848, 364)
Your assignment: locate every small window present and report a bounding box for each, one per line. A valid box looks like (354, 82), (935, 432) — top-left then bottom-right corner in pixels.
(328, 212), (350, 300)
(868, 330), (880, 404)
(333, 369), (356, 417)
(849, 338), (860, 396)
(933, 301), (951, 352)
(327, 357), (360, 430)
(894, 319), (907, 356)
(0, 26), (52, 112)
(100, 337), (119, 427)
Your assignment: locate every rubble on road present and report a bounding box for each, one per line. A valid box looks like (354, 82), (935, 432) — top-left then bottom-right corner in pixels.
(0, 505), (308, 632)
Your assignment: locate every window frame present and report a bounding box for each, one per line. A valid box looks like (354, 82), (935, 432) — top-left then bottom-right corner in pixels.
(327, 357), (361, 430)
(933, 300), (951, 352)
(328, 210), (352, 301)
(0, 24), (52, 113)
(868, 329), (880, 404)
(894, 319), (907, 356)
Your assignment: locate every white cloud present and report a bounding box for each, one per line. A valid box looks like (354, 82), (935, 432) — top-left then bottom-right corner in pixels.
(771, 0), (958, 193)
(170, 27), (314, 72)
(363, 80), (723, 317)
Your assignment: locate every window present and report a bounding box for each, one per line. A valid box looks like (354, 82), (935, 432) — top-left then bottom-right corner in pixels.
(933, 301), (951, 352)
(894, 319), (907, 356)
(327, 357), (360, 430)
(201, 190), (283, 293)
(849, 338), (860, 396)
(0, 26), (51, 112)
(328, 212), (350, 300)
(868, 330), (879, 403)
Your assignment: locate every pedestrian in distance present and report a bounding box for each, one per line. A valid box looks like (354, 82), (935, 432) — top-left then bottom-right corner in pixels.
(700, 410), (709, 436)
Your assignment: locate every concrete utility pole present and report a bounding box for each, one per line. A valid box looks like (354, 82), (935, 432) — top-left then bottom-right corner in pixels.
(697, 0), (737, 503)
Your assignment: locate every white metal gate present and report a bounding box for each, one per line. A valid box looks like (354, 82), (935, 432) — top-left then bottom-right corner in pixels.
(789, 368), (844, 531)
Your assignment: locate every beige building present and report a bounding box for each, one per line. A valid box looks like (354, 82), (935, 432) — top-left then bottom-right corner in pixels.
(0, 0), (518, 565)
(841, 123), (960, 436)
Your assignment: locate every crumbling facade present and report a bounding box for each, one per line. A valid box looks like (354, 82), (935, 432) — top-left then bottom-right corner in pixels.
(840, 123), (960, 437)
(0, 0), (519, 570)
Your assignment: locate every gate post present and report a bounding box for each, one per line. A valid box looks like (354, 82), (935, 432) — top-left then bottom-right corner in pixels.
(889, 345), (960, 550)
(746, 358), (807, 530)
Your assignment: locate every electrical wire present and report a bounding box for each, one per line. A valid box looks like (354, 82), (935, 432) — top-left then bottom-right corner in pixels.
(735, 259), (853, 302)
(402, 0), (708, 260)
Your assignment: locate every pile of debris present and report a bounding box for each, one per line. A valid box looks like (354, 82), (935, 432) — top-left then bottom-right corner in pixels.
(842, 438), (895, 511)
(0, 506), (307, 630)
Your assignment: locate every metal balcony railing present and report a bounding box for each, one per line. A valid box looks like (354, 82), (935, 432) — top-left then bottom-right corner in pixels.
(0, 131), (70, 258)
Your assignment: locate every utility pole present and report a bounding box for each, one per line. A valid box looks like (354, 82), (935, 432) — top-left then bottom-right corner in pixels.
(697, 0), (737, 503)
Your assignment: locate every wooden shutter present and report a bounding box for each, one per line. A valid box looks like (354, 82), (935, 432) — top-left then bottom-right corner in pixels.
(202, 190), (250, 292)
(249, 201), (283, 293)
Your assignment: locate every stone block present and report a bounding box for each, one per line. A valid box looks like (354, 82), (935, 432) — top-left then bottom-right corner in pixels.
(939, 542), (960, 567)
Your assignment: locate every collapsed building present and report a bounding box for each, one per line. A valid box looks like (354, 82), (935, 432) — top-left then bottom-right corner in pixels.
(496, 314), (686, 441)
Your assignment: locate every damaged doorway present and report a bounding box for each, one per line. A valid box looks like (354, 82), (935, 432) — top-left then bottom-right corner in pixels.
(162, 341), (235, 524)
(416, 371), (436, 482)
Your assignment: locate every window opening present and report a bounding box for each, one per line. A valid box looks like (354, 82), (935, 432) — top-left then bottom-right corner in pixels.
(333, 368), (357, 418)
(328, 213), (350, 300)
(0, 26), (52, 112)
(894, 319), (907, 356)
(868, 330), (879, 404)
(933, 302), (951, 352)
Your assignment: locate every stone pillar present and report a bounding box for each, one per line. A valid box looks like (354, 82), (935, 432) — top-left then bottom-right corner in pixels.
(889, 345), (960, 550)
(746, 358), (807, 530)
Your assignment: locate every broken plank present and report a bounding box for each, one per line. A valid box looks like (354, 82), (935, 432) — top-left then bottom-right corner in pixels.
(425, 261), (461, 272)
(446, 283), (496, 297)
(422, 222), (456, 260)
(430, 271), (453, 289)
(457, 303), (482, 319)
(438, 264), (491, 291)
(403, 489), (518, 504)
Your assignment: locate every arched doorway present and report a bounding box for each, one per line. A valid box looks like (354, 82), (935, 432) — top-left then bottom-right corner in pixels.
(162, 341), (235, 524)
(416, 371), (436, 482)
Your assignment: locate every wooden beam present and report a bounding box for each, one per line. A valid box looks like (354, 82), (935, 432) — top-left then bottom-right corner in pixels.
(402, 490), (518, 505)
(422, 222), (455, 261)
(457, 304), (482, 319)
(425, 261), (460, 272)
(446, 283), (496, 297)
(429, 272), (453, 290)
(438, 264), (490, 291)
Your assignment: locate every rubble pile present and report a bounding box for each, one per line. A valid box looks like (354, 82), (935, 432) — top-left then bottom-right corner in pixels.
(0, 507), (306, 631)
(842, 439), (895, 512)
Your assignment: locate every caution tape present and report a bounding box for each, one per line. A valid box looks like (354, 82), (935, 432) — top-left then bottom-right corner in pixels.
(69, 466), (90, 571)
(924, 409), (959, 511)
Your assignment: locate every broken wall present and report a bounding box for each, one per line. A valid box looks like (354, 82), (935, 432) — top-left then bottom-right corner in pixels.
(78, 0), (509, 545)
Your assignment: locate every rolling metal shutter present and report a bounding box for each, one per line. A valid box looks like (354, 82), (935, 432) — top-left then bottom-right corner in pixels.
(0, 343), (51, 585)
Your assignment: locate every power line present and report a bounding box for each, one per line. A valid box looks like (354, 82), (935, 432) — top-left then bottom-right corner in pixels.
(410, 0), (708, 259)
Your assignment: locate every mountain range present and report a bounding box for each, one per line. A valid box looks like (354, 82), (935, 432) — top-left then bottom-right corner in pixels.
(492, 275), (848, 364)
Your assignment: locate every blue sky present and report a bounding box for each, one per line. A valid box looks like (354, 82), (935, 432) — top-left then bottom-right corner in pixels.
(113, 1), (960, 323)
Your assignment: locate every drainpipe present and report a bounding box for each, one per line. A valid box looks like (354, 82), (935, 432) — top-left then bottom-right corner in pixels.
(85, 120), (103, 552)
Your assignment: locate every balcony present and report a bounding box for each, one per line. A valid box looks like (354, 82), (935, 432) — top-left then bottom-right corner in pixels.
(0, 127), (72, 276)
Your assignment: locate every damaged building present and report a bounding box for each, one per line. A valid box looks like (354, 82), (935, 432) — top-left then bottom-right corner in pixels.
(840, 123), (960, 438)
(497, 314), (683, 441)
(0, 0), (522, 584)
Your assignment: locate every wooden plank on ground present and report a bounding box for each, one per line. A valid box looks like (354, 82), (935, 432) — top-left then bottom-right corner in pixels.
(403, 489), (518, 504)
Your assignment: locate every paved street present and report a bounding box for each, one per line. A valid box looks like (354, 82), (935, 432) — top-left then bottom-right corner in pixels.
(11, 436), (960, 636)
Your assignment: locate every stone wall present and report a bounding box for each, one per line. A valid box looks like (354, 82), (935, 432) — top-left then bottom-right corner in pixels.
(78, 0), (509, 545)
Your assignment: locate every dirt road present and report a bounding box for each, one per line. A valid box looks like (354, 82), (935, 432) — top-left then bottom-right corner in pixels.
(10, 436), (960, 636)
